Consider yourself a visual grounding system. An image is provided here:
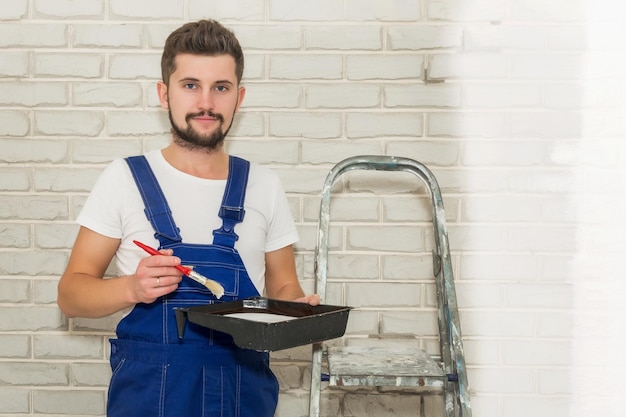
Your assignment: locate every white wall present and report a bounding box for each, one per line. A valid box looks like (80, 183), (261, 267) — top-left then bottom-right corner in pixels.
(0, 0), (623, 416)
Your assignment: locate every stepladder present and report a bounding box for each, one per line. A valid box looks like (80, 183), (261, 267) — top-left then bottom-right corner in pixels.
(308, 156), (472, 417)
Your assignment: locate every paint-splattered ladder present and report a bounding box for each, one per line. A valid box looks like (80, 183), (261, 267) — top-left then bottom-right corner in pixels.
(308, 156), (472, 417)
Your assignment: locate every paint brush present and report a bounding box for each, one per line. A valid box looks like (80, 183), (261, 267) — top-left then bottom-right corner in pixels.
(133, 240), (225, 299)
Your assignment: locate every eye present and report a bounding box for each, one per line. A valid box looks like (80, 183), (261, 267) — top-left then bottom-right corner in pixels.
(215, 85), (229, 93)
(183, 83), (197, 90)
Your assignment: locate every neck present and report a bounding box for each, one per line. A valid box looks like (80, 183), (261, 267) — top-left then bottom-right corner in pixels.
(161, 143), (229, 180)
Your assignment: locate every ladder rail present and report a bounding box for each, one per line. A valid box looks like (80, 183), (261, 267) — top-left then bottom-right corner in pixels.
(308, 156), (471, 417)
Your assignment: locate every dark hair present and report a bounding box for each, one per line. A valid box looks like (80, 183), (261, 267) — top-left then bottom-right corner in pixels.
(161, 20), (244, 86)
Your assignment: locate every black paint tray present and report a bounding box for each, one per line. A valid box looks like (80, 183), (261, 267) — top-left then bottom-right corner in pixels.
(174, 297), (352, 351)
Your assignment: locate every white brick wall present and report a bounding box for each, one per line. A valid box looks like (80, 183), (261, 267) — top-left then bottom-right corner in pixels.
(1, 1), (624, 416)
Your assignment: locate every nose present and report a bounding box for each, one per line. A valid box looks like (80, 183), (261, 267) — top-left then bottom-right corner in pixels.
(197, 90), (214, 111)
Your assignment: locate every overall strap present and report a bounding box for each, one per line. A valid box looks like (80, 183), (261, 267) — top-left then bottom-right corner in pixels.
(125, 156), (182, 247)
(213, 156), (250, 248)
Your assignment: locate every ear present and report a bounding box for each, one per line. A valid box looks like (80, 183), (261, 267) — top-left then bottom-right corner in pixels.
(235, 86), (246, 112)
(157, 81), (169, 109)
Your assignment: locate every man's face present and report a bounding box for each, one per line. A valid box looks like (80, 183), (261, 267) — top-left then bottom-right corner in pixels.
(157, 53), (245, 151)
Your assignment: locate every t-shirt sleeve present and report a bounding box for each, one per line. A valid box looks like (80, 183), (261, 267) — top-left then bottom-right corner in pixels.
(264, 172), (299, 253)
(76, 158), (130, 239)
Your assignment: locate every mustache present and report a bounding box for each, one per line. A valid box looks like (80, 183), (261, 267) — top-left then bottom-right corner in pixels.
(185, 111), (224, 123)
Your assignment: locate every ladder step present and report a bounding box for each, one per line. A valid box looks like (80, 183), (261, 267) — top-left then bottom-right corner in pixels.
(327, 346), (445, 387)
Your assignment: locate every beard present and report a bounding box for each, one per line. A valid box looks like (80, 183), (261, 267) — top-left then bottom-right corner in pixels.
(168, 110), (234, 152)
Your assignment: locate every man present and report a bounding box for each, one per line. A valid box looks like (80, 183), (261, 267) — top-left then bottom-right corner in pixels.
(57, 20), (319, 417)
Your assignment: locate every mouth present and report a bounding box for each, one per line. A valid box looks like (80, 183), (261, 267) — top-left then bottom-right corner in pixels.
(187, 112), (224, 125)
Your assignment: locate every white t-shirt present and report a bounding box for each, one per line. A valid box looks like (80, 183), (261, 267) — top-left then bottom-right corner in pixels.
(77, 150), (299, 295)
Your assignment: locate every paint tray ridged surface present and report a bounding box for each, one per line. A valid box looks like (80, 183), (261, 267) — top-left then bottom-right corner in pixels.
(175, 297), (351, 351)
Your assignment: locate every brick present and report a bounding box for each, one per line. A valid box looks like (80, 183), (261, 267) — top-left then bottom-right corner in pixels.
(506, 283), (573, 309)
(35, 223), (79, 249)
(188, 0), (265, 21)
(0, 24), (67, 47)
(0, 52), (29, 77)
(228, 139), (299, 164)
(346, 282), (421, 308)
(343, 393), (420, 416)
(346, 112), (423, 138)
(547, 26), (586, 50)
(72, 314), (120, 333)
(463, 339), (500, 366)
(33, 390), (105, 415)
(269, 112), (342, 139)
(243, 54), (265, 80)
(306, 26), (382, 50)
(0, 251), (69, 277)
(327, 254), (380, 279)
(270, 0), (343, 21)
(273, 167), (332, 194)
(273, 364), (303, 389)
(0, 223), (30, 248)
(301, 140), (382, 165)
(345, 0), (420, 21)
(427, 0), (506, 21)
(462, 195), (542, 222)
(508, 169), (578, 193)
(73, 24), (143, 48)
(33, 279), (61, 304)
(502, 340), (572, 366)
(388, 25), (463, 50)
(107, 111), (169, 136)
(386, 141), (459, 166)
(344, 310), (379, 334)
(463, 83), (542, 108)
(347, 55), (424, 80)
(506, 225), (577, 252)
(241, 83), (301, 108)
(509, 112), (583, 138)
(108, 53), (161, 80)
(228, 112), (266, 137)
(447, 225), (505, 251)
(348, 226), (426, 252)
(109, 0), (184, 19)
(537, 311), (573, 338)
(72, 139), (143, 163)
(428, 112), (505, 138)
(470, 368), (534, 394)
(428, 53), (507, 80)
(0, 362), (68, 385)
(0, 138), (68, 163)
(0, 111), (29, 136)
(0, 195), (69, 221)
(509, 53), (585, 80)
(381, 255), (435, 280)
(381, 311), (438, 336)
(34, 53), (103, 78)
(71, 362), (111, 387)
(34, 0), (104, 19)
(0, 306), (67, 331)
(34, 335), (104, 359)
(0, 82), (67, 106)
(538, 369), (571, 395)
(0, 0), (28, 20)
(34, 167), (102, 192)
(0, 388), (30, 413)
(461, 311), (535, 337)
(0, 279), (30, 303)
(144, 23), (180, 49)
(0, 335), (31, 358)
(384, 83), (462, 108)
(0, 168), (30, 191)
(465, 25), (546, 50)
(509, 0), (586, 21)
(234, 26), (302, 50)
(270, 55), (343, 80)
(305, 84), (381, 109)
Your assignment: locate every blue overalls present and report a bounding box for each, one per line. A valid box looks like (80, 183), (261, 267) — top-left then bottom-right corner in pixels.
(106, 155), (278, 417)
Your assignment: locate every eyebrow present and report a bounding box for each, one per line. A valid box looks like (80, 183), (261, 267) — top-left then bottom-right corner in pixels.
(178, 77), (235, 86)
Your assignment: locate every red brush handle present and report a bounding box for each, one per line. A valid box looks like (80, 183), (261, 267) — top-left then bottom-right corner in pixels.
(133, 240), (192, 275)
